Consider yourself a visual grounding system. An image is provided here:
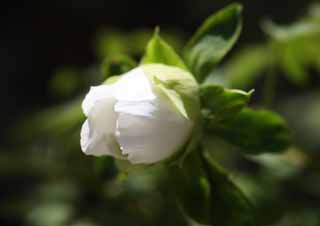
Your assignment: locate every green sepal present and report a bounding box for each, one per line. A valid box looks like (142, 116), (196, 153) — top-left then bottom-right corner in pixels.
(142, 64), (200, 123)
(205, 108), (291, 154)
(103, 75), (121, 85)
(184, 3), (243, 82)
(200, 84), (253, 121)
(141, 28), (188, 70)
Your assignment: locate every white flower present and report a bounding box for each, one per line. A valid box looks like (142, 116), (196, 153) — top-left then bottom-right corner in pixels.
(80, 64), (196, 164)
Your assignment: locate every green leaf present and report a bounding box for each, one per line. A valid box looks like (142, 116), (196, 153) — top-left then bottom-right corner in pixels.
(205, 108), (291, 154)
(201, 151), (255, 226)
(141, 28), (188, 70)
(102, 54), (137, 79)
(200, 84), (253, 121)
(262, 20), (320, 42)
(170, 151), (211, 225)
(184, 3), (243, 82)
(280, 41), (309, 86)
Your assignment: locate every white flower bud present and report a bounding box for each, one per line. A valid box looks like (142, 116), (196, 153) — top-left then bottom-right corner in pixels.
(80, 64), (199, 164)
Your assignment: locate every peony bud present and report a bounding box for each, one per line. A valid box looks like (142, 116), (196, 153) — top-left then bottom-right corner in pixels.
(80, 63), (200, 164)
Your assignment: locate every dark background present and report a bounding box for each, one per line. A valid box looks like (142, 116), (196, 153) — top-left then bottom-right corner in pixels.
(1, 0), (314, 129)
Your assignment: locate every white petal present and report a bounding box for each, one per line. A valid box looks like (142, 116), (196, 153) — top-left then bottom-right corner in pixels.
(115, 97), (193, 164)
(114, 101), (157, 117)
(80, 120), (91, 151)
(114, 67), (156, 101)
(82, 85), (115, 116)
(81, 97), (122, 158)
(80, 119), (108, 156)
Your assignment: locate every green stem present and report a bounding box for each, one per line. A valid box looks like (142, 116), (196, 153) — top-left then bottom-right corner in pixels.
(263, 46), (277, 108)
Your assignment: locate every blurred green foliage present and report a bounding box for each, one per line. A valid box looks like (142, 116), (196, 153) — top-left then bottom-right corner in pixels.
(223, 3), (320, 91)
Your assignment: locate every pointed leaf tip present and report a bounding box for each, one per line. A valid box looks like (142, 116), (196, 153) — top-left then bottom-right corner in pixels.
(141, 30), (188, 70)
(184, 3), (243, 82)
(154, 26), (160, 35)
